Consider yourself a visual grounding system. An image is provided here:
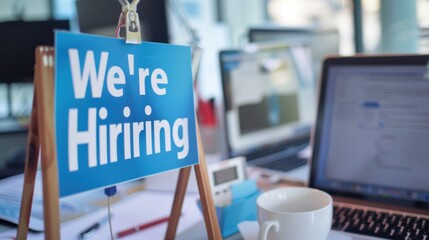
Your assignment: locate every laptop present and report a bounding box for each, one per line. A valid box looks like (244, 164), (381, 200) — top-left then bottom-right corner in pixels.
(218, 42), (316, 182)
(310, 55), (429, 240)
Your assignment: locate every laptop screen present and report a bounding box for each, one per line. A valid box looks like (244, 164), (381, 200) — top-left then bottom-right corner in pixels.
(310, 55), (429, 205)
(219, 43), (315, 159)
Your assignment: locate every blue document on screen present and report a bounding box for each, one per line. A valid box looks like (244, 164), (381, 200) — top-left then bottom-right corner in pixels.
(55, 32), (197, 197)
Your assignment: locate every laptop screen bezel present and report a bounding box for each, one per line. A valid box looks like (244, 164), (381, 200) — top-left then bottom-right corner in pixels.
(218, 44), (312, 161)
(309, 54), (429, 209)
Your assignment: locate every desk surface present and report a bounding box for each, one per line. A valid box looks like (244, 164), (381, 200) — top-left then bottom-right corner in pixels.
(0, 164), (307, 240)
(0, 190), (203, 239)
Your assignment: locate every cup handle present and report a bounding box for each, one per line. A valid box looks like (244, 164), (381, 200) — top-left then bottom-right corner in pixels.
(258, 220), (279, 240)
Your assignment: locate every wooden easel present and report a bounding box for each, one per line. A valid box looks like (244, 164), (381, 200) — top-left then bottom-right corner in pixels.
(16, 46), (221, 240)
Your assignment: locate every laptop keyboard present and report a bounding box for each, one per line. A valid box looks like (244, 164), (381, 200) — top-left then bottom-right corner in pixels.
(257, 154), (307, 172)
(333, 204), (429, 240)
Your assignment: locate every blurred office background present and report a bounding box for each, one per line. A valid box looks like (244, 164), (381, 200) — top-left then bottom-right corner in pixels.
(0, 0), (428, 179)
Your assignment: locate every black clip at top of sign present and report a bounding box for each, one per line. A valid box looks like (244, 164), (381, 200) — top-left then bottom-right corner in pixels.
(117, 0), (142, 44)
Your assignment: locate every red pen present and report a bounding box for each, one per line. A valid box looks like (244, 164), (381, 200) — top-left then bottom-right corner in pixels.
(116, 215), (171, 238)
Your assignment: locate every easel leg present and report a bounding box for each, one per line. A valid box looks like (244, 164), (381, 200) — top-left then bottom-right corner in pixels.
(194, 164), (222, 240)
(16, 72), (41, 240)
(16, 138), (40, 240)
(165, 166), (192, 239)
(165, 123), (221, 240)
(37, 47), (61, 240)
(193, 126), (222, 240)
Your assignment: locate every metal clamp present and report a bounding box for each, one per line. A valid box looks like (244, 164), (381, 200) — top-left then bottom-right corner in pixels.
(117, 0), (142, 44)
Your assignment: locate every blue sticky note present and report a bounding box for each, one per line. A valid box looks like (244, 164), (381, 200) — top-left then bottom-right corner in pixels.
(55, 32), (197, 197)
(231, 179), (259, 203)
(199, 179), (260, 237)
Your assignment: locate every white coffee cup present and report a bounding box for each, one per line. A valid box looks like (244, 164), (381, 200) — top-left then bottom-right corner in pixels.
(257, 187), (333, 240)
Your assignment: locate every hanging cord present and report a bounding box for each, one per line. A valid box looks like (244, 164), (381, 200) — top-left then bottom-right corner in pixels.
(116, 12), (126, 38)
(116, 0), (129, 38)
(107, 197), (114, 240)
(103, 2), (141, 240)
(105, 186), (117, 240)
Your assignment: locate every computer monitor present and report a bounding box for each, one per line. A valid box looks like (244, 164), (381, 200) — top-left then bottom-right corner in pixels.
(219, 42), (315, 163)
(310, 54), (429, 207)
(0, 20), (69, 178)
(0, 20), (69, 118)
(0, 20), (70, 83)
(248, 27), (339, 79)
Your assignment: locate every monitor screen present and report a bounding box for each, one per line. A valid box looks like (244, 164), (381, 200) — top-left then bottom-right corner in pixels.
(0, 130), (27, 179)
(312, 57), (429, 204)
(220, 43), (315, 158)
(248, 27), (339, 80)
(214, 167), (238, 186)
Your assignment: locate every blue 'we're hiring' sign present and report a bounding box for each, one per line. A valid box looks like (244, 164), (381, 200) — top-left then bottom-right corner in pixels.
(55, 32), (198, 197)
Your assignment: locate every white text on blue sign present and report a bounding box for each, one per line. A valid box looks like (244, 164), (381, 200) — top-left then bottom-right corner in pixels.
(67, 50), (189, 171)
